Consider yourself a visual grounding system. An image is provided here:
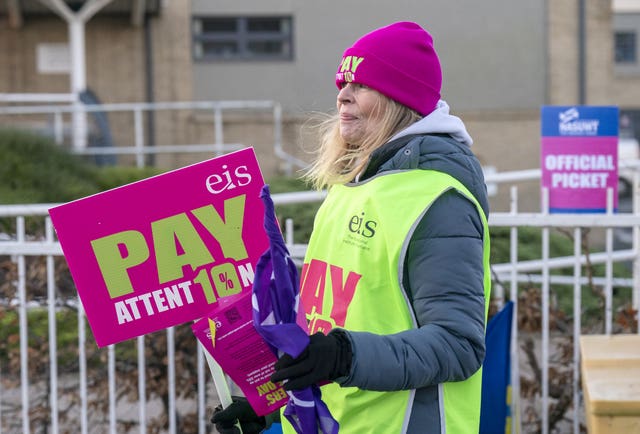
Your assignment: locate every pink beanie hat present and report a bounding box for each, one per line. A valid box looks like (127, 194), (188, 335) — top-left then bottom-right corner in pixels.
(335, 21), (442, 116)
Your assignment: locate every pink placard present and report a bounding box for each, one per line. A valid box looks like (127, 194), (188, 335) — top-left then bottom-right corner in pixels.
(192, 292), (288, 416)
(49, 148), (269, 347)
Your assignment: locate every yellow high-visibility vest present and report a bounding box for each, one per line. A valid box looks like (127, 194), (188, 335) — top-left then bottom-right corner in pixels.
(283, 169), (491, 434)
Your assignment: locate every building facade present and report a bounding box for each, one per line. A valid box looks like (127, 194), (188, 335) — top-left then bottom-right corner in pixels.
(1, 0), (640, 210)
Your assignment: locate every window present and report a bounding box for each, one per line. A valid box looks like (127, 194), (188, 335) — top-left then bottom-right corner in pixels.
(615, 31), (636, 64)
(192, 16), (293, 61)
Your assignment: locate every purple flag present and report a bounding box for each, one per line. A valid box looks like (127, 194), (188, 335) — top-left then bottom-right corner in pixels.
(252, 184), (339, 434)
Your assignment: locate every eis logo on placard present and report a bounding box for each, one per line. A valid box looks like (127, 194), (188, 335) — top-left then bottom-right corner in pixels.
(205, 164), (252, 195)
(558, 107), (599, 136)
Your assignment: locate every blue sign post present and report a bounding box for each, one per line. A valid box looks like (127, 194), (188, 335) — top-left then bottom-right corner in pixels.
(541, 106), (619, 213)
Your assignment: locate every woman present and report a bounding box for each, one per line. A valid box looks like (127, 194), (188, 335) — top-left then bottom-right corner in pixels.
(214, 21), (491, 434)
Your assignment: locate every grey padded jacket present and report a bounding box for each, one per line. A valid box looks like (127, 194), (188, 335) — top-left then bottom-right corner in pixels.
(337, 101), (489, 434)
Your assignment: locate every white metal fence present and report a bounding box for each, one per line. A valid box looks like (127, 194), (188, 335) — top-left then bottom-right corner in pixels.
(1, 170), (639, 433)
(0, 97), (308, 174)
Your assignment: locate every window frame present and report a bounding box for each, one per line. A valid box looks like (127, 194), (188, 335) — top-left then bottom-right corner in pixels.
(192, 15), (294, 62)
(615, 30), (637, 64)
(613, 13), (640, 76)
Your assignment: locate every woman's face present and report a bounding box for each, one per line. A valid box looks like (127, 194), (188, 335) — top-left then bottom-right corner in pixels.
(337, 83), (385, 147)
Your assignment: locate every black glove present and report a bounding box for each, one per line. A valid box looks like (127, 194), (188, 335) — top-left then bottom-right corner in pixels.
(270, 330), (352, 391)
(211, 396), (265, 434)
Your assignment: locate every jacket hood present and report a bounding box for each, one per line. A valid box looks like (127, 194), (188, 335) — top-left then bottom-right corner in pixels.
(359, 100), (488, 214)
(389, 100), (473, 147)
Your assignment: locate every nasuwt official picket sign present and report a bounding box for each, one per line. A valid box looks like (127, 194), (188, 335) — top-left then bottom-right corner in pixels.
(541, 106), (619, 213)
(49, 147), (269, 347)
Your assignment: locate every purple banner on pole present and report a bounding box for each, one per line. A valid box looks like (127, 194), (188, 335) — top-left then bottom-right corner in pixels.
(541, 106), (619, 213)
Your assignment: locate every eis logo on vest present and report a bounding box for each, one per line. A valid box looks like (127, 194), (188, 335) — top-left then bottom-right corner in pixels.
(348, 212), (377, 238)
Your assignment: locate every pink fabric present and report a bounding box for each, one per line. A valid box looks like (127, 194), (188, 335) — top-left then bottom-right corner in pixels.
(335, 21), (442, 116)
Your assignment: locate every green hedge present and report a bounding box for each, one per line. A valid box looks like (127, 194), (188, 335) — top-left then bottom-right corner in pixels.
(0, 129), (163, 204)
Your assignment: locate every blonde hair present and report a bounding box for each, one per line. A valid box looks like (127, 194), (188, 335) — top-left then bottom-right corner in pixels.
(304, 95), (422, 190)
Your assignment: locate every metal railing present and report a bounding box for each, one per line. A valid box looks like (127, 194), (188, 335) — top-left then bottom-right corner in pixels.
(1, 170), (640, 433)
(0, 98), (308, 174)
